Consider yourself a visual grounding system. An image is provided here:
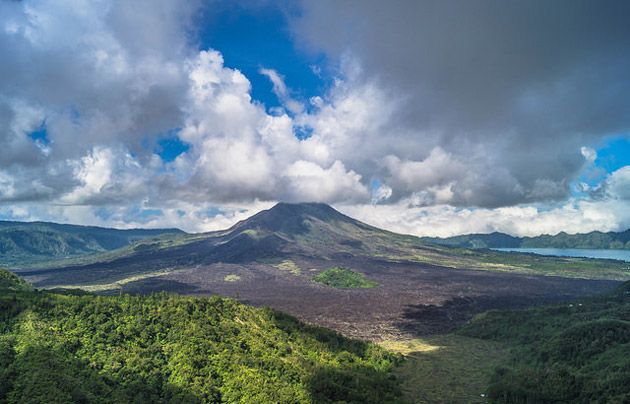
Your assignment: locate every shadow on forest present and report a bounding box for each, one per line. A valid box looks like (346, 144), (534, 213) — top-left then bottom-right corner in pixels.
(395, 294), (570, 337)
(2, 343), (204, 403)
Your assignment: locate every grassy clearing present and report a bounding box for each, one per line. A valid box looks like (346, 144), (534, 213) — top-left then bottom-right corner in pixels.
(273, 260), (301, 275)
(381, 335), (508, 403)
(223, 274), (241, 282)
(42, 270), (177, 292)
(312, 267), (378, 288)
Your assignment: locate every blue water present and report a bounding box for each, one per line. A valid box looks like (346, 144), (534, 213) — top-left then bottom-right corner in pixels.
(492, 248), (630, 262)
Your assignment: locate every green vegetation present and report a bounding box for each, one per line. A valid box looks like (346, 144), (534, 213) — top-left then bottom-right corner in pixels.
(273, 260), (301, 275)
(396, 247), (630, 280)
(0, 269), (32, 291)
(422, 229), (630, 250)
(313, 267), (378, 289)
(381, 335), (508, 403)
(0, 269), (402, 403)
(459, 281), (630, 403)
(14, 204), (630, 290)
(48, 270), (178, 293)
(0, 221), (183, 268)
(521, 229), (630, 249)
(464, 248), (630, 280)
(223, 274), (241, 282)
(421, 232), (521, 249)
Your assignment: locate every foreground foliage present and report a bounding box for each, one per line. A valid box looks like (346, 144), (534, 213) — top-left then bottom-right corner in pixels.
(313, 267), (378, 289)
(459, 281), (630, 403)
(0, 270), (401, 403)
(0, 270), (32, 291)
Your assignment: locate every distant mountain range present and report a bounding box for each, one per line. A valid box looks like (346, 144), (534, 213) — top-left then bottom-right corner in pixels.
(3, 206), (630, 276)
(421, 230), (630, 250)
(0, 221), (184, 267)
(6, 202), (628, 343)
(9, 202), (630, 294)
(12, 202), (438, 283)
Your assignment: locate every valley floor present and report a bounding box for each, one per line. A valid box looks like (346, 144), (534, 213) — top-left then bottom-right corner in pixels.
(27, 257), (620, 341)
(380, 335), (508, 404)
(10, 256), (628, 403)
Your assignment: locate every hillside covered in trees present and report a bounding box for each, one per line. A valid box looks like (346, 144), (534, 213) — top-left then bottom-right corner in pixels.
(0, 221), (183, 267)
(422, 229), (630, 250)
(0, 269), (401, 403)
(460, 280), (630, 402)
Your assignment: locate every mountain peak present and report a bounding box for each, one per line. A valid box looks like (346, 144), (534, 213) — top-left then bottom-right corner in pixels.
(271, 202), (343, 217)
(230, 202), (357, 236)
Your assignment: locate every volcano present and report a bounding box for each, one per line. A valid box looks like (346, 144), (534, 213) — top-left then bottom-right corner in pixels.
(13, 202), (623, 340)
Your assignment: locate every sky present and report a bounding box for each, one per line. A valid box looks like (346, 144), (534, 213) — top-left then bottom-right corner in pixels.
(0, 0), (629, 237)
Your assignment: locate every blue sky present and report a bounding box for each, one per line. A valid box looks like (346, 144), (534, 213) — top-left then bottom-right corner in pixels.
(150, 4), (328, 163)
(572, 136), (630, 197)
(198, 3), (327, 113)
(594, 137), (630, 174)
(1, 0), (629, 236)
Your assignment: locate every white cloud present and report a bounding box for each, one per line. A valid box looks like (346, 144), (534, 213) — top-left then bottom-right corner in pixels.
(339, 197), (630, 238)
(259, 68), (304, 114)
(0, 171), (16, 199)
(604, 166), (630, 200)
(581, 146), (597, 163)
(0, 1), (628, 238)
(383, 147), (465, 192)
(283, 160), (368, 203)
(371, 183), (393, 204)
(172, 50), (375, 204)
(60, 146), (148, 205)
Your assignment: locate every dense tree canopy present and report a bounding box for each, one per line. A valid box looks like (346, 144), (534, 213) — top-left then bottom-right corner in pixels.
(0, 270), (402, 403)
(460, 281), (630, 403)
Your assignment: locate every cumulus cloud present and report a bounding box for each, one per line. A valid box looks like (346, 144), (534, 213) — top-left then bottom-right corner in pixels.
(581, 146), (597, 163)
(0, 0), (197, 204)
(283, 160), (368, 203)
(0, 0), (628, 236)
(383, 148), (465, 195)
(173, 50), (369, 204)
(289, 0), (630, 207)
(602, 166), (630, 200)
(259, 68), (305, 114)
(0, 2), (373, 212)
(371, 182), (393, 204)
(339, 196), (630, 238)
(0, 0), (195, 158)
(60, 146), (150, 205)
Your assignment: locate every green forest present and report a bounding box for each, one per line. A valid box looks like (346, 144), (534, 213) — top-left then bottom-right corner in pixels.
(312, 267), (378, 289)
(460, 281), (630, 403)
(0, 269), (401, 403)
(422, 229), (630, 250)
(0, 221), (182, 268)
(2, 266), (629, 403)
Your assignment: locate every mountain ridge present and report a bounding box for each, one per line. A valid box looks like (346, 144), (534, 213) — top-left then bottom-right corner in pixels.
(0, 220), (185, 267)
(12, 202), (630, 293)
(8, 202), (627, 343)
(421, 229), (630, 250)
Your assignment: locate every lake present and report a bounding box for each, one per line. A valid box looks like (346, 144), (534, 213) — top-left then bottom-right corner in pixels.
(492, 248), (630, 262)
